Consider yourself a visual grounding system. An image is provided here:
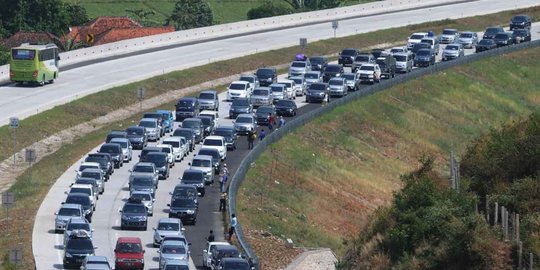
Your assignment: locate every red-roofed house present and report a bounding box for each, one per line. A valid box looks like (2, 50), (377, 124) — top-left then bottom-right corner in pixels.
(0, 31), (58, 49)
(69, 17), (174, 46)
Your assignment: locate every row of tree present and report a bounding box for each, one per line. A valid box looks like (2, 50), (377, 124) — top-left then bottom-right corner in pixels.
(248, 0), (345, 19)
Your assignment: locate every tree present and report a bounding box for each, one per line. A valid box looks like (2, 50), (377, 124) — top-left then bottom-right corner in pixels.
(64, 3), (90, 27)
(125, 8), (160, 27)
(0, 45), (10, 65)
(247, 2), (292, 20)
(282, 0), (343, 11)
(167, 0), (213, 30)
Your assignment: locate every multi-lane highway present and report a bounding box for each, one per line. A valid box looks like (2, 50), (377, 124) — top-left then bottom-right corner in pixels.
(1, 0), (538, 126)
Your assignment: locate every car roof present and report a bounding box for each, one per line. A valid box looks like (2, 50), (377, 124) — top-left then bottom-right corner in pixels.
(85, 265), (110, 270)
(131, 190), (153, 196)
(183, 168), (204, 174)
(67, 192), (90, 198)
(67, 217), (88, 224)
(139, 118), (157, 123)
(71, 184), (93, 189)
(60, 203), (83, 209)
(86, 255), (109, 262)
(178, 97), (197, 101)
(216, 245), (239, 251)
(81, 168), (101, 174)
(110, 138), (129, 142)
(161, 240), (186, 247)
(237, 114), (254, 118)
(101, 143), (121, 148)
(193, 155), (213, 161)
(411, 32), (428, 35)
(239, 74), (256, 78)
(164, 259), (189, 266)
(117, 237), (142, 243)
(109, 130), (127, 135)
(158, 217), (181, 224)
(210, 241), (231, 246)
(230, 80), (249, 85)
(269, 83), (285, 87)
(277, 79), (293, 83)
(200, 110), (218, 115)
(329, 77), (345, 81)
(163, 137), (182, 142)
(205, 135), (224, 141)
(460, 31), (476, 34)
(392, 52), (409, 56)
(221, 257), (248, 263)
(81, 162), (100, 167)
(134, 162), (155, 166)
(215, 125), (234, 131)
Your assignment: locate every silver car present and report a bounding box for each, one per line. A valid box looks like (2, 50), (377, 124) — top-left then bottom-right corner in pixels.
(110, 138), (133, 162)
(269, 83), (287, 103)
(55, 203), (84, 233)
(351, 53), (375, 72)
(439, 28), (459, 44)
(153, 218), (185, 247)
(250, 87), (272, 107)
(158, 240), (190, 269)
(328, 77), (348, 97)
(130, 190), (155, 216)
(63, 217), (93, 246)
(139, 118), (160, 141)
(304, 71), (322, 87)
(288, 61), (311, 77)
(457, 31), (478, 49)
(189, 155), (215, 184)
(233, 114), (257, 135)
(289, 76), (307, 96)
(78, 168), (105, 194)
(239, 74), (259, 90)
(342, 73), (360, 91)
(442, 43), (465, 61)
(129, 162), (159, 189)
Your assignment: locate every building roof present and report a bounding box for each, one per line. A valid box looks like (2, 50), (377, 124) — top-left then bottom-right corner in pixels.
(0, 31), (57, 49)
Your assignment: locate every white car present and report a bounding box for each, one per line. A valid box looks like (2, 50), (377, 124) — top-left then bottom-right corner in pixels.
(201, 135), (227, 160)
(277, 79), (296, 100)
(357, 63), (381, 84)
(162, 137), (186, 162)
(200, 110), (220, 128)
(407, 32), (428, 50)
(110, 138), (133, 162)
(156, 144), (175, 167)
(202, 242), (231, 269)
(67, 184), (97, 211)
(75, 162), (102, 178)
(227, 81), (251, 100)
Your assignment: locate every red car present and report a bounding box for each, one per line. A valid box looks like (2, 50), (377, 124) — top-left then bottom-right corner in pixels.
(114, 237), (145, 270)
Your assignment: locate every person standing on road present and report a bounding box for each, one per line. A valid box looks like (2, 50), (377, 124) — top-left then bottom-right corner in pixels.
(322, 92), (329, 106)
(278, 116), (285, 129)
(268, 113), (274, 131)
(228, 214), (238, 241)
(207, 230), (215, 242)
(219, 192), (227, 212)
(258, 129), (266, 141)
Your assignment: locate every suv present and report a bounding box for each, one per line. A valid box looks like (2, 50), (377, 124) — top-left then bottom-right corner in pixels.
(376, 55), (396, 79)
(63, 230), (96, 269)
(198, 90), (220, 111)
(85, 153), (113, 177)
(129, 175), (156, 198)
(457, 31), (478, 49)
(170, 184), (199, 202)
(227, 81), (251, 100)
(114, 237), (145, 270)
(162, 136), (187, 162)
(68, 184), (97, 211)
(55, 203), (85, 233)
(129, 191), (154, 216)
(181, 168), (207, 194)
(175, 97), (200, 121)
(233, 114), (257, 135)
(168, 196), (198, 224)
(158, 240), (190, 269)
(338, 48), (360, 67)
(153, 218), (185, 247)
(138, 118), (160, 141)
(213, 126), (237, 151)
(255, 105), (276, 126)
(407, 32), (428, 50)
(289, 76), (307, 96)
(306, 82), (329, 103)
(509, 14), (531, 30)
(269, 83), (287, 103)
(81, 256), (112, 270)
(146, 152), (169, 179)
(125, 126), (147, 150)
(483, 26), (504, 39)
(304, 71), (322, 87)
(358, 63), (382, 84)
(342, 72), (360, 91)
(277, 79), (296, 100)
(203, 242), (231, 269)
(328, 77), (347, 97)
(420, 37), (440, 54)
(208, 244), (241, 270)
(309, 56), (328, 71)
(201, 136), (227, 160)
(195, 115), (216, 136)
(77, 168), (105, 194)
(63, 217), (93, 247)
(65, 193), (94, 222)
(110, 138), (132, 162)
(229, 97), (253, 119)
(198, 148), (222, 174)
(439, 28), (459, 44)
(106, 130), (127, 143)
(393, 52), (413, 73)
(172, 128), (196, 152)
(250, 87), (272, 107)
(322, 64), (343, 82)
(288, 61), (311, 77)
(182, 118), (204, 143)
(239, 74), (259, 90)
(413, 48), (436, 67)
(142, 112), (165, 136)
(98, 143), (124, 168)
(255, 67), (277, 87)
(351, 53), (375, 72)
(442, 43), (465, 61)
(156, 109), (174, 133)
(120, 198), (149, 230)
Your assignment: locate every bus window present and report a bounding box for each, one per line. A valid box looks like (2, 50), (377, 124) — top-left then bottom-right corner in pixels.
(12, 49), (35, 60)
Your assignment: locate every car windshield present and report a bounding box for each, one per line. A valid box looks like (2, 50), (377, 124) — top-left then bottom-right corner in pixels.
(67, 222), (90, 231)
(139, 121), (156, 128)
(66, 196), (90, 206)
(217, 249), (240, 258)
(276, 100), (293, 107)
(328, 79), (344, 85)
(310, 57), (325, 64)
(198, 150), (219, 160)
(256, 69), (274, 76)
(235, 117), (252, 124)
(192, 159), (212, 167)
(446, 45), (459, 50)
(341, 49), (356, 56)
(394, 55), (407, 61)
(512, 15), (528, 22)
(12, 49), (36, 60)
(310, 84), (326, 91)
(479, 39), (494, 45)
(130, 193), (152, 201)
(270, 86), (283, 92)
(176, 100), (193, 108)
(132, 177), (153, 186)
(325, 66), (340, 72)
(100, 145), (119, 154)
(123, 204), (146, 213)
(116, 242), (142, 253)
(197, 117), (211, 126)
(257, 107), (274, 114)
(355, 55), (370, 62)
(513, 30), (528, 36)
(112, 141), (127, 148)
(486, 28), (502, 34)
(146, 154), (166, 166)
(291, 62), (306, 67)
(304, 73), (319, 79)
(158, 222), (180, 231)
(66, 239), (93, 250)
(173, 130), (192, 138)
(79, 165), (95, 171)
(232, 100), (250, 107)
(70, 188), (90, 196)
(391, 48), (404, 53)
(214, 130), (232, 138)
(417, 50), (431, 56)
(164, 141), (180, 148)
(229, 83), (246, 90)
(410, 34), (425, 39)
(252, 89), (268, 96)
(239, 76), (254, 83)
(183, 171), (203, 180)
(460, 33), (473, 38)
(494, 33), (508, 39)
(413, 43), (430, 49)
(442, 29), (456, 35)
(58, 208), (81, 216)
(203, 139), (222, 146)
(171, 198), (196, 207)
(360, 65), (375, 71)
(162, 245), (186, 254)
(134, 165), (154, 173)
(342, 74), (355, 80)
(199, 93), (215, 99)
(182, 121), (199, 129)
(173, 187), (197, 198)
(291, 78), (303, 84)
(127, 127), (144, 135)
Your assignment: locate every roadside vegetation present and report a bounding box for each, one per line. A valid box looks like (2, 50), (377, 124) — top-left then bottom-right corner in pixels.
(236, 45), (540, 268)
(1, 5), (540, 268)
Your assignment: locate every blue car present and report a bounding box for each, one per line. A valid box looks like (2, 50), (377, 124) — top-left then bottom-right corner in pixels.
(156, 109), (174, 133)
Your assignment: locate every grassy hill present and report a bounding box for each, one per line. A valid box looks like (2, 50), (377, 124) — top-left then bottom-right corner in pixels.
(237, 45), (540, 267)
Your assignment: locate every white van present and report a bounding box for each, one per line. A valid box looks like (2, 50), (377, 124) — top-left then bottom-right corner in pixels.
(277, 79), (296, 100)
(200, 110), (219, 128)
(227, 81), (251, 100)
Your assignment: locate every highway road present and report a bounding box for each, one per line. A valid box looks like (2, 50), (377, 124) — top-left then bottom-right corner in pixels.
(1, 0), (539, 126)
(32, 21), (540, 269)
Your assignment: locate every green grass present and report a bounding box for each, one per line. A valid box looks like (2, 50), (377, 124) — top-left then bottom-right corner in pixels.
(2, 5), (540, 268)
(236, 46), (540, 261)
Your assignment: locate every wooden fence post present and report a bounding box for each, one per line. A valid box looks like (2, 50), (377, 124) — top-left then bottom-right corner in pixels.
(516, 214), (520, 243)
(494, 202), (499, 225)
(485, 195), (490, 223)
(529, 252), (533, 270)
(518, 241), (523, 269)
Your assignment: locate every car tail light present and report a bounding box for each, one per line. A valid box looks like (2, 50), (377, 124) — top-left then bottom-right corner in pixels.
(32, 71), (38, 78)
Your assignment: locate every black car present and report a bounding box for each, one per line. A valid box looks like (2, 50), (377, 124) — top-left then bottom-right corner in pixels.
(86, 153), (113, 176)
(63, 230), (95, 269)
(512, 29), (532, 43)
(120, 199), (148, 230)
(146, 152), (169, 179)
(255, 105), (276, 126)
(475, 39), (497, 52)
(182, 118), (204, 143)
(180, 169), (205, 196)
(195, 115), (215, 136)
(175, 97), (199, 121)
(65, 193), (94, 222)
(168, 197), (198, 225)
(98, 143), (123, 168)
(106, 130), (128, 143)
(371, 48), (387, 59)
(322, 64), (343, 82)
(309, 56), (328, 71)
(172, 128), (196, 152)
(198, 148), (222, 173)
(210, 245), (241, 269)
(493, 32), (514, 46)
(255, 67), (277, 87)
(139, 146), (162, 162)
(509, 14), (531, 30)
(338, 48), (360, 67)
(229, 98), (253, 119)
(218, 258), (251, 270)
(413, 48), (436, 67)
(306, 83), (329, 103)
(275, 100), (297, 117)
(126, 126), (147, 149)
(213, 126), (238, 150)
(410, 42), (431, 58)
(170, 184), (199, 202)
(376, 55), (396, 79)
(483, 26), (504, 39)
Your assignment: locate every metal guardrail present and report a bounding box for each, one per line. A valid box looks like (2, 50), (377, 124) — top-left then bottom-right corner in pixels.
(228, 39), (540, 269)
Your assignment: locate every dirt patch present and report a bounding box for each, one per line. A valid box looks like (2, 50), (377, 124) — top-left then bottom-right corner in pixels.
(243, 229), (304, 270)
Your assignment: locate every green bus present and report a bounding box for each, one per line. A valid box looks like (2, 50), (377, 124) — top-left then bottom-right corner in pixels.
(10, 43), (60, 86)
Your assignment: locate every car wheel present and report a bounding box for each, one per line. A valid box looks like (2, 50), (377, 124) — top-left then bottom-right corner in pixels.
(55, 229), (60, 234)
